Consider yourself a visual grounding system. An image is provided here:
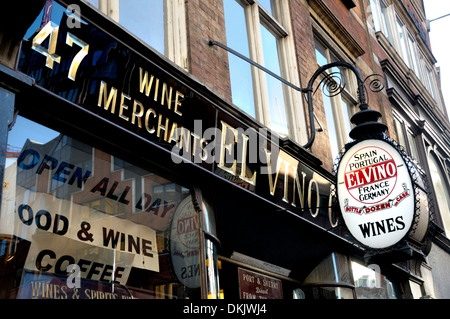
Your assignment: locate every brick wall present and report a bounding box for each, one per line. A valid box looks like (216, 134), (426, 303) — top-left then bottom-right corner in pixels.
(186, 0), (232, 102)
(185, 0), (403, 170)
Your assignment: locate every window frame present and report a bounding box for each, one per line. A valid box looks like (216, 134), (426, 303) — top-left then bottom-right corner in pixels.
(224, 0), (306, 143)
(314, 36), (358, 160)
(370, 0), (393, 41)
(84, 0), (188, 70)
(369, 1), (444, 111)
(393, 112), (421, 164)
(394, 15), (411, 69)
(428, 152), (450, 238)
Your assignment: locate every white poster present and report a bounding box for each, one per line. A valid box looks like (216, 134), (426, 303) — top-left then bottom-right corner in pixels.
(24, 231), (133, 286)
(0, 186), (159, 272)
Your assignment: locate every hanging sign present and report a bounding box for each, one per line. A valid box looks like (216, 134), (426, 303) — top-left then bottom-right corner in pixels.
(337, 139), (416, 249)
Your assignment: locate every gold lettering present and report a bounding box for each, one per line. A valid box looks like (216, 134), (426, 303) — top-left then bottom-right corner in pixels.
(218, 121), (237, 176)
(31, 22), (61, 69)
(174, 91), (184, 116)
(328, 193), (339, 228)
(157, 114), (169, 141)
(98, 81), (118, 113)
(200, 137), (208, 161)
(119, 93), (131, 121)
(161, 83), (173, 110)
(240, 134), (257, 186)
(282, 160), (290, 203)
(308, 179), (320, 217)
(132, 100), (144, 127)
(177, 127), (191, 151)
(169, 122), (179, 144)
(153, 78), (160, 102)
(145, 108), (157, 134)
(292, 169), (306, 208)
(264, 149), (287, 197)
(45, 282), (53, 298)
(139, 67), (155, 97)
(66, 33), (89, 81)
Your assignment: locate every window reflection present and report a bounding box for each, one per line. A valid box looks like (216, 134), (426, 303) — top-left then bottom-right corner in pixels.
(118, 0), (165, 54)
(351, 262), (398, 299)
(224, 0), (256, 118)
(1, 115), (199, 299)
(258, 0), (273, 15)
(302, 253), (354, 299)
(428, 154), (450, 237)
(260, 24), (288, 135)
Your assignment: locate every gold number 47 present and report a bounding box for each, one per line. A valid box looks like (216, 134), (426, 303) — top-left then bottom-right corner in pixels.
(31, 21), (89, 81)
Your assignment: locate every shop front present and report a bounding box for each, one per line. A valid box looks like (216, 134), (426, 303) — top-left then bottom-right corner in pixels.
(0, 0), (433, 300)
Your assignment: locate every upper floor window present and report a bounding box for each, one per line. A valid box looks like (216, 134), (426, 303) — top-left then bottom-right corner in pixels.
(395, 16), (411, 69)
(314, 38), (357, 161)
(369, 1), (444, 110)
(393, 113), (420, 164)
(223, 0), (304, 140)
(85, 0), (187, 70)
(369, 0), (392, 41)
(407, 34), (420, 76)
(118, 0), (165, 54)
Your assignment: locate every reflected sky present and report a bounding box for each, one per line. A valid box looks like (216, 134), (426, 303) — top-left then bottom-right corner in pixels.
(6, 116), (60, 168)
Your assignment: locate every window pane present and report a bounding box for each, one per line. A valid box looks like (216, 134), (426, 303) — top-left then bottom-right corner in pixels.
(224, 0), (256, 117)
(408, 36), (419, 75)
(352, 262), (399, 299)
(369, 0), (381, 31)
(380, 2), (391, 40)
(428, 155), (450, 237)
(258, 0), (273, 15)
(394, 117), (407, 147)
(1, 115), (200, 299)
(323, 93), (340, 160)
(340, 97), (353, 144)
(315, 41), (328, 67)
(396, 18), (410, 68)
(118, 0), (165, 54)
(86, 0), (99, 7)
(304, 253), (353, 285)
(260, 24), (288, 135)
(406, 131), (420, 163)
(426, 68), (436, 98)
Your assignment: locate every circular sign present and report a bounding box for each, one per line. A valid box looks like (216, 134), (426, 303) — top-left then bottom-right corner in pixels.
(337, 139), (415, 249)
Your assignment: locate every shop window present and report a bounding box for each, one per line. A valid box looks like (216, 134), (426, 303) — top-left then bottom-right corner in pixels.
(85, 0), (188, 70)
(351, 261), (399, 299)
(314, 38), (356, 161)
(0, 115), (204, 299)
(223, 0), (305, 141)
(302, 253), (355, 299)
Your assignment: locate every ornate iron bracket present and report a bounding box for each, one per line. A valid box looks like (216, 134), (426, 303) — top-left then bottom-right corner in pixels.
(208, 41), (387, 149)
